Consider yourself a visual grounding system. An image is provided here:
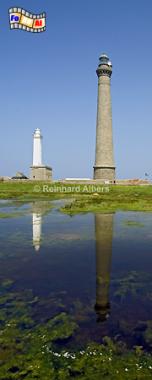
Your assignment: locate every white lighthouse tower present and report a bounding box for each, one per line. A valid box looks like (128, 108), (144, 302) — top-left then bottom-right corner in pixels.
(33, 128), (42, 166)
(30, 129), (52, 181)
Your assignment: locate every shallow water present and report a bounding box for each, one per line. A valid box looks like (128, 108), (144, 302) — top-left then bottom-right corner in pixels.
(1, 200), (152, 350)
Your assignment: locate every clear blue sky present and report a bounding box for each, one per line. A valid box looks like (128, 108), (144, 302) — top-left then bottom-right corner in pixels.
(0, 0), (152, 179)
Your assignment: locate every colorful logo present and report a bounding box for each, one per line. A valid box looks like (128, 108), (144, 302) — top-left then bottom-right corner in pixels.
(9, 7), (46, 32)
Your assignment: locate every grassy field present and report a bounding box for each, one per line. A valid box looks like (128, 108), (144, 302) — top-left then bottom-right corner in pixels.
(61, 188), (152, 214)
(0, 181), (152, 213)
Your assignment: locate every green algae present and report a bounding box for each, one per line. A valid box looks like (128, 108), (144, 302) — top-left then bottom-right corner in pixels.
(0, 211), (29, 218)
(1, 331), (152, 379)
(112, 271), (152, 300)
(124, 220), (145, 227)
(1, 277), (152, 379)
(143, 321), (152, 347)
(1, 279), (14, 288)
(46, 312), (78, 341)
(0, 288), (78, 379)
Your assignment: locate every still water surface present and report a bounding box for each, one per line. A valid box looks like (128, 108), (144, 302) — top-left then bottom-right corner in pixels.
(0, 200), (152, 349)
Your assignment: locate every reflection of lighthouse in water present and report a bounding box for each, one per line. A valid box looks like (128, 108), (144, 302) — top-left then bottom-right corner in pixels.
(32, 201), (52, 252)
(95, 213), (114, 322)
(33, 212), (42, 251)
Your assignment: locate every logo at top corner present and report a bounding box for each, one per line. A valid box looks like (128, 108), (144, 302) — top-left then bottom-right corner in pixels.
(9, 7), (46, 32)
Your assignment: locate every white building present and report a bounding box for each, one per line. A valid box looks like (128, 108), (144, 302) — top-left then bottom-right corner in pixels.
(33, 128), (42, 166)
(30, 128), (52, 181)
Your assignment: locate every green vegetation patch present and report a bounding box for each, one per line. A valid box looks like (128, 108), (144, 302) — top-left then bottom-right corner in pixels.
(1, 274), (152, 379)
(1, 183), (152, 213)
(112, 271), (152, 300)
(124, 220), (145, 227)
(60, 185), (152, 214)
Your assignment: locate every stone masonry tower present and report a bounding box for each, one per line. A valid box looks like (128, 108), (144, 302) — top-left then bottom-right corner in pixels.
(94, 54), (115, 181)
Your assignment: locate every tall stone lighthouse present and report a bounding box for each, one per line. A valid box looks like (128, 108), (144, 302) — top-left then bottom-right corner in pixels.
(30, 128), (52, 181)
(94, 54), (115, 181)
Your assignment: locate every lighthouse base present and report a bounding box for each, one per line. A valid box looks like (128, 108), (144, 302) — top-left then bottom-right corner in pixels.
(30, 165), (52, 181)
(93, 166), (115, 182)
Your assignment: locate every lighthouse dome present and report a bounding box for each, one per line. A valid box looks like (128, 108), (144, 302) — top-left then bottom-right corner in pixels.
(99, 54), (112, 67)
(34, 128), (41, 136)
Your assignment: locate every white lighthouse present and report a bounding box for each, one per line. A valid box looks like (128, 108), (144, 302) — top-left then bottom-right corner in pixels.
(33, 128), (42, 166)
(30, 129), (52, 181)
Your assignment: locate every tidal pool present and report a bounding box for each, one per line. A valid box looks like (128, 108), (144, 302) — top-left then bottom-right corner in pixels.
(1, 200), (152, 360)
